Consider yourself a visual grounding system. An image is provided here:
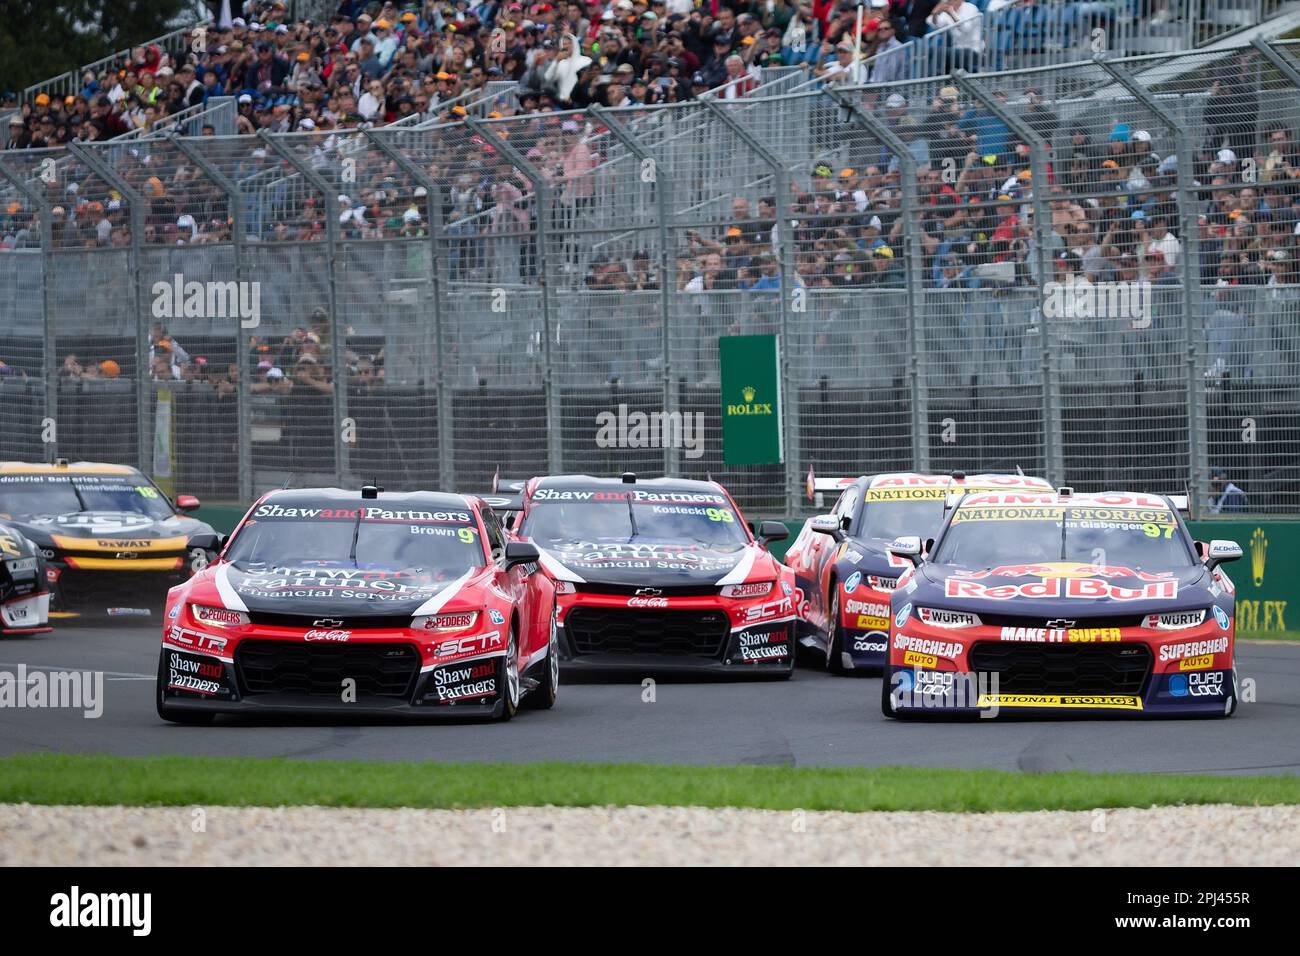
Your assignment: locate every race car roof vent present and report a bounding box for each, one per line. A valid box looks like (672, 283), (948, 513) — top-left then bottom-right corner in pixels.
(1058, 486), (1074, 497)
(361, 483), (384, 499)
(950, 470), (966, 481)
(621, 472), (636, 484)
(53, 458), (69, 468)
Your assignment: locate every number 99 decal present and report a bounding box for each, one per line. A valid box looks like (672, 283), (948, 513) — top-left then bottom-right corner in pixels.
(706, 508), (734, 523)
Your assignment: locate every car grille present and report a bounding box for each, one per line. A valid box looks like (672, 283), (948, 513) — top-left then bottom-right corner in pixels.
(969, 642), (1152, 696)
(574, 582), (720, 597)
(235, 640), (419, 698)
(565, 607), (730, 658)
(55, 569), (178, 610)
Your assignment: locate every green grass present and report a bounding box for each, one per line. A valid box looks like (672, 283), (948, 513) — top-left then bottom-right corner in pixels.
(2, 754), (1298, 813)
(1239, 630), (1300, 642)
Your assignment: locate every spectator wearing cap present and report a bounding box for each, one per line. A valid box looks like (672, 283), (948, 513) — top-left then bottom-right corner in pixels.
(816, 38), (868, 85)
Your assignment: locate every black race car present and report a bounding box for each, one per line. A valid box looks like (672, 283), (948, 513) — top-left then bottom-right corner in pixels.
(0, 520), (51, 635)
(0, 461), (215, 620)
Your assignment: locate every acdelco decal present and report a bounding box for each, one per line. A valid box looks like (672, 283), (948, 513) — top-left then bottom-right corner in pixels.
(946, 578), (1177, 601)
(1158, 637), (1230, 663)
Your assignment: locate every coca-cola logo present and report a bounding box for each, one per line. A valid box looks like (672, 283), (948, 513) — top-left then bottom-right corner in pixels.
(304, 629), (351, 642)
(627, 596), (669, 609)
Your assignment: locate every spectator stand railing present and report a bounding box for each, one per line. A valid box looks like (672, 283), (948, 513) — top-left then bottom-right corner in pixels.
(23, 21), (202, 107)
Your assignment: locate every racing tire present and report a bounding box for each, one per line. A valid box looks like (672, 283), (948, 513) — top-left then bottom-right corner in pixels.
(880, 664), (899, 719)
(826, 588), (847, 675)
(522, 605), (559, 710)
(497, 626), (521, 721)
(155, 649), (216, 725)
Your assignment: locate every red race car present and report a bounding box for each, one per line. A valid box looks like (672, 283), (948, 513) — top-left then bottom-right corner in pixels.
(501, 473), (797, 677)
(156, 485), (554, 723)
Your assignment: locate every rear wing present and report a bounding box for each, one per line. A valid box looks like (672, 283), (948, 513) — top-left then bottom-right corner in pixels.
(805, 466), (857, 503)
(479, 493), (523, 513)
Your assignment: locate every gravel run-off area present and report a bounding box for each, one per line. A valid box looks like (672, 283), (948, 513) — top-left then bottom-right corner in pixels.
(2, 803), (1298, 866)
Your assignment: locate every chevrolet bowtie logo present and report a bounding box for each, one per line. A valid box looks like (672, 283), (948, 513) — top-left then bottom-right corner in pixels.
(634, 588), (663, 597)
(313, 618), (344, 627)
(1045, 619), (1076, 628)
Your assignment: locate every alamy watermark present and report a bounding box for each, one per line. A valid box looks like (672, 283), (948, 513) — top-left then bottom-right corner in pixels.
(0, 665), (103, 718)
(595, 403), (705, 460)
(151, 273), (261, 328)
(1043, 280), (1152, 329)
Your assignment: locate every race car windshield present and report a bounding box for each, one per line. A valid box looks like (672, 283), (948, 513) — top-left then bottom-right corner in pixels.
(225, 509), (487, 574)
(932, 505), (1194, 569)
(523, 495), (749, 548)
(858, 500), (945, 541)
(0, 476), (174, 520)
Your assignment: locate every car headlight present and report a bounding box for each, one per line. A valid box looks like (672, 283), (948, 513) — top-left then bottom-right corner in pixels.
(1142, 610), (1206, 630)
(916, 607), (981, 628)
(190, 604), (249, 627)
(414, 610), (480, 633)
(720, 581), (773, 598)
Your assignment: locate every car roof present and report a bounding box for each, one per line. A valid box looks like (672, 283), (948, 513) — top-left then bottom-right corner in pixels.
(0, 461), (141, 477)
(531, 475), (726, 494)
(953, 490), (1174, 509)
(258, 487), (474, 510)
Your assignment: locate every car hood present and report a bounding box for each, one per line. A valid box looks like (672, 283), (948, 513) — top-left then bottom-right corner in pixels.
(11, 511), (209, 548)
(206, 562), (477, 618)
(912, 560), (1213, 616)
(534, 540), (760, 587)
(840, 535), (910, 576)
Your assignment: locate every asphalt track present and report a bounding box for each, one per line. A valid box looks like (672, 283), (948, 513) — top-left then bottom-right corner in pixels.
(2, 624), (1299, 774)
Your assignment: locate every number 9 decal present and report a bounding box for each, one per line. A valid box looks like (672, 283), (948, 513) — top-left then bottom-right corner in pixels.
(458, 527), (477, 544)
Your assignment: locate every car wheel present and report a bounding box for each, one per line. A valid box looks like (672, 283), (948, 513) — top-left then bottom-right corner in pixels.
(826, 588), (847, 675)
(523, 605), (559, 710)
(155, 649), (215, 725)
(1220, 665), (1239, 719)
(880, 663), (898, 719)
(497, 626), (521, 721)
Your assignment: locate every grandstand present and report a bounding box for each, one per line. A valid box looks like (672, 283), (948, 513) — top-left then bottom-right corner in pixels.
(2, 3), (1299, 519)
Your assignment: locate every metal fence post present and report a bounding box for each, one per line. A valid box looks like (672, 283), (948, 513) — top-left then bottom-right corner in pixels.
(69, 143), (151, 475)
(591, 105), (680, 479)
(700, 97), (801, 516)
(954, 74), (1064, 486)
(828, 88), (930, 474)
(467, 117), (563, 476)
(260, 130), (349, 487)
(170, 134), (252, 504)
(1095, 58), (1208, 513)
(365, 127), (455, 493)
(0, 159), (57, 462)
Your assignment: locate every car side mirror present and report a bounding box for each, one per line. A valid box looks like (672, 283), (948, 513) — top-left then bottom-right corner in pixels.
(1205, 539), (1242, 573)
(889, 534), (923, 567)
(809, 514), (843, 541)
(187, 532), (225, 553)
(757, 520), (789, 543)
(504, 540), (540, 571)
(175, 494), (201, 512)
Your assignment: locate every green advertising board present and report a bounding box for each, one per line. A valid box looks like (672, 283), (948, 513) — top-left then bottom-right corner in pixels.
(719, 334), (782, 467)
(1189, 520), (1296, 636)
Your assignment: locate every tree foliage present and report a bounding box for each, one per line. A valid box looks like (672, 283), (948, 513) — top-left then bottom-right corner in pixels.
(0, 1), (199, 95)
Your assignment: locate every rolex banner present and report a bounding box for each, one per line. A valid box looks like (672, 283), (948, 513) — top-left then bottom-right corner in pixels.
(720, 334), (783, 467)
(1187, 520), (1297, 636)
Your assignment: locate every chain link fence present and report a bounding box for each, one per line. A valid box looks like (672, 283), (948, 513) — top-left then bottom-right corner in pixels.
(3, 41), (1299, 517)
